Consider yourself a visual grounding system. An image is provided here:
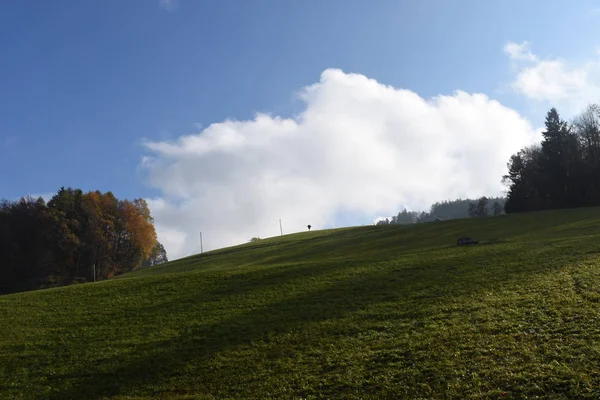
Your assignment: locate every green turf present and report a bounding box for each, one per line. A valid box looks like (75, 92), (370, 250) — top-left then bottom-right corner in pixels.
(3, 208), (600, 399)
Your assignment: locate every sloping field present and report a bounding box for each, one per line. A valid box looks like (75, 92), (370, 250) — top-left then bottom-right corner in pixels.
(3, 208), (600, 399)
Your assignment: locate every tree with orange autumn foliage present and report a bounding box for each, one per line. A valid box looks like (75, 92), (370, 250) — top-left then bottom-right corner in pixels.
(118, 199), (157, 274)
(0, 187), (162, 294)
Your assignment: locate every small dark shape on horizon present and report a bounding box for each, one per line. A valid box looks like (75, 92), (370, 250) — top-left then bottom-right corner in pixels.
(457, 237), (479, 245)
(307, 224), (312, 231)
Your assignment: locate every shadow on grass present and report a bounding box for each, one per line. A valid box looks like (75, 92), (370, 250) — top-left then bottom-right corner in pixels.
(44, 269), (429, 399)
(40, 239), (592, 400)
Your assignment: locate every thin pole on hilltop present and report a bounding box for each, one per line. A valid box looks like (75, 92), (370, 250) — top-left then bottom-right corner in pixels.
(200, 232), (203, 254)
(279, 219), (283, 236)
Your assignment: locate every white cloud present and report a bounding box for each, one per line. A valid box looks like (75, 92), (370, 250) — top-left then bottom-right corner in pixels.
(504, 41), (538, 62)
(158, 0), (178, 12)
(142, 69), (539, 259)
(506, 41), (600, 112)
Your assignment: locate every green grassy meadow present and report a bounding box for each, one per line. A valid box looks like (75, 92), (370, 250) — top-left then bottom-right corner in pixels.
(4, 208), (600, 399)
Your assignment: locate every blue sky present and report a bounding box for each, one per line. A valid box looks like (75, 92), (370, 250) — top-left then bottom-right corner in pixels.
(3, 1), (600, 257)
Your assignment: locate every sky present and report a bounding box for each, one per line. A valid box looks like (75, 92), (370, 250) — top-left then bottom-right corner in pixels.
(3, 0), (600, 259)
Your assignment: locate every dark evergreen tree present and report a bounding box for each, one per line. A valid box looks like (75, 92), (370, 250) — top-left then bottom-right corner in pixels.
(504, 105), (600, 213)
(539, 108), (572, 209)
(503, 145), (544, 213)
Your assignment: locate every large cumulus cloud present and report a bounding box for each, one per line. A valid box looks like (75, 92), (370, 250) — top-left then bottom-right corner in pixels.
(142, 69), (539, 259)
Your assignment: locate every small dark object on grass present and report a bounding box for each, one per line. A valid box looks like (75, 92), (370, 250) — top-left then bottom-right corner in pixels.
(307, 224), (312, 231)
(457, 237), (479, 245)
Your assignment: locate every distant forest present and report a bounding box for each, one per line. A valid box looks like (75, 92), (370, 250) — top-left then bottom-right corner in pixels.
(376, 196), (506, 225)
(503, 106), (600, 212)
(0, 188), (167, 295)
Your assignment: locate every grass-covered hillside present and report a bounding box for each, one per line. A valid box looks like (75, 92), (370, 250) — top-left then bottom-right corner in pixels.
(3, 208), (600, 399)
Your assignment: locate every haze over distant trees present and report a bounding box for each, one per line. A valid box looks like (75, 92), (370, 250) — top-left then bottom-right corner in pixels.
(376, 197), (506, 225)
(503, 106), (600, 213)
(0, 187), (166, 295)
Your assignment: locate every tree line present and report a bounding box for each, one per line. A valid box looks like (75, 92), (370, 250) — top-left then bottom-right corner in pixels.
(0, 187), (167, 295)
(504, 106), (600, 212)
(381, 105), (600, 224)
(376, 197), (506, 225)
